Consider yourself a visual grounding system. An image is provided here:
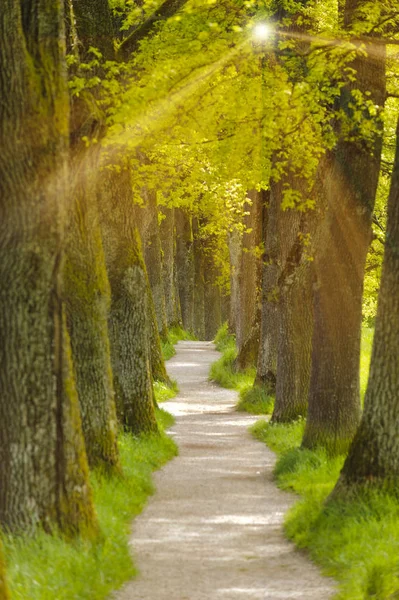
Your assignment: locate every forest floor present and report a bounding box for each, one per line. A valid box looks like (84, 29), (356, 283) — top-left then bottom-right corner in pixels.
(115, 341), (334, 600)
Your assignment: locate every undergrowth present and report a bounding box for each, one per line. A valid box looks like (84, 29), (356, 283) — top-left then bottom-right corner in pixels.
(154, 378), (179, 403)
(211, 323), (272, 414)
(161, 326), (197, 361)
(4, 410), (178, 600)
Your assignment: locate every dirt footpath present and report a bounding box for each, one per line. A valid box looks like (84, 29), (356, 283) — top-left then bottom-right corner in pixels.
(115, 341), (334, 600)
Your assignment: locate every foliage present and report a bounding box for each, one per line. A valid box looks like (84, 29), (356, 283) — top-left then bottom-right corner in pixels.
(4, 412), (177, 600)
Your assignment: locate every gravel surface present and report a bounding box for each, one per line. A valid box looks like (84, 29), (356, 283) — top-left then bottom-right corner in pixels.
(115, 341), (334, 600)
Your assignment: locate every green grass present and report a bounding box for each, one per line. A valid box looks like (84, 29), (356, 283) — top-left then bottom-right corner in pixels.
(210, 323), (273, 414)
(4, 410), (178, 600)
(237, 384), (274, 415)
(251, 418), (399, 599)
(360, 327), (374, 402)
(154, 379), (179, 403)
(161, 326), (197, 361)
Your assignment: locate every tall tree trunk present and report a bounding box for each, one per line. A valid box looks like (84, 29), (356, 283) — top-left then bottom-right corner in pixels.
(175, 208), (195, 332)
(255, 190), (279, 390)
(193, 218), (206, 340)
(228, 229), (242, 334)
(136, 190), (168, 341)
(65, 0), (120, 473)
(0, 0), (96, 535)
(302, 25), (386, 453)
(64, 150), (120, 473)
(270, 176), (315, 423)
(235, 190), (262, 370)
(99, 167), (158, 435)
(204, 256), (222, 341)
(159, 207), (181, 328)
(334, 116), (399, 491)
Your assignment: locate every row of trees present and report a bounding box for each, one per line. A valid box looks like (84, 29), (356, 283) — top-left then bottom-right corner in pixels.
(0, 0), (399, 594)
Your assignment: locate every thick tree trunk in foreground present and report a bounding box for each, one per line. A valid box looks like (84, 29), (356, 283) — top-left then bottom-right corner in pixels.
(0, 0), (96, 535)
(100, 168), (158, 435)
(160, 208), (181, 327)
(175, 208), (195, 332)
(236, 190), (262, 370)
(334, 117), (399, 491)
(255, 190), (278, 390)
(65, 150), (120, 473)
(136, 190), (168, 340)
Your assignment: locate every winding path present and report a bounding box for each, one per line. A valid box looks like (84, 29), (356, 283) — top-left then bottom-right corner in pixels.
(116, 341), (334, 600)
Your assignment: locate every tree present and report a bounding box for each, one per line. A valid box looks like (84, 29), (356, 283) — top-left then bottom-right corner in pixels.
(303, 0), (387, 453)
(334, 113), (399, 492)
(0, 0), (96, 536)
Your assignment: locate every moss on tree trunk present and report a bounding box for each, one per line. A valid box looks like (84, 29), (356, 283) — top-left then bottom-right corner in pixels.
(0, 0), (97, 536)
(99, 167), (158, 435)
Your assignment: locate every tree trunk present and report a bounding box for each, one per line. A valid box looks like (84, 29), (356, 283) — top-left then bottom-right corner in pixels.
(175, 208), (195, 333)
(235, 190), (262, 370)
(204, 256), (222, 341)
(136, 190), (168, 341)
(0, 0), (96, 535)
(269, 175), (315, 423)
(228, 229), (242, 334)
(193, 218), (206, 340)
(302, 10), (386, 454)
(159, 207), (181, 327)
(64, 150), (120, 473)
(334, 116), (399, 491)
(99, 167), (158, 435)
(255, 190), (279, 390)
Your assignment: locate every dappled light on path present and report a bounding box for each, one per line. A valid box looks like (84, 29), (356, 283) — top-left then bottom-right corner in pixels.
(115, 342), (334, 600)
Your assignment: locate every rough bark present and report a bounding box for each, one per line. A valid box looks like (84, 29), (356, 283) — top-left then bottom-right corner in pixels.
(99, 167), (158, 435)
(235, 190), (263, 371)
(159, 207), (181, 328)
(175, 208), (195, 333)
(135, 190), (168, 340)
(193, 218), (206, 340)
(228, 229), (242, 335)
(204, 256), (222, 341)
(0, 0), (96, 535)
(271, 178), (315, 423)
(255, 190), (279, 390)
(302, 27), (386, 453)
(65, 0), (120, 473)
(334, 116), (399, 491)
(64, 153), (120, 473)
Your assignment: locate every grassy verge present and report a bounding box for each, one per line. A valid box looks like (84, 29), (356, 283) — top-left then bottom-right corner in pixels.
(251, 418), (399, 599)
(161, 326), (197, 361)
(4, 409), (178, 600)
(210, 323), (273, 415)
(248, 328), (398, 600)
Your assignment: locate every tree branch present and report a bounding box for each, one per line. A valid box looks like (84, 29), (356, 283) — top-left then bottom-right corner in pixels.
(117, 0), (188, 61)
